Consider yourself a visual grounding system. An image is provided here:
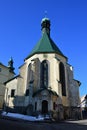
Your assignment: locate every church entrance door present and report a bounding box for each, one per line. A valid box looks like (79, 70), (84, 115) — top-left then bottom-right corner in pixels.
(42, 100), (48, 114)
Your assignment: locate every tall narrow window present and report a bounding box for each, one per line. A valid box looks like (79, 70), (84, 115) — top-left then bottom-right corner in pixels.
(11, 89), (15, 97)
(41, 60), (48, 88)
(59, 62), (66, 96)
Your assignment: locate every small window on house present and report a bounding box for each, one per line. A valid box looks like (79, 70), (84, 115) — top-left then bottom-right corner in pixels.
(11, 89), (15, 97)
(25, 89), (29, 96)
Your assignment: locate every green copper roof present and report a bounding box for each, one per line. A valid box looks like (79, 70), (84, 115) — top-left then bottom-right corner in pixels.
(25, 32), (66, 60)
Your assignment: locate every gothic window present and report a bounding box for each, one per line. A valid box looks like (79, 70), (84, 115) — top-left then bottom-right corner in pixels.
(41, 60), (48, 88)
(59, 62), (66, 96)
(11, 89), (15, 97)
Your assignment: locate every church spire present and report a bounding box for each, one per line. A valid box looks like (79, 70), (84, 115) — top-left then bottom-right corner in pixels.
(41, 17), (50, 36)
(8, 57), (15, 73)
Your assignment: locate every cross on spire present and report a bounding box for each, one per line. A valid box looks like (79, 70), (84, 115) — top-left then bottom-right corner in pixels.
(45, 10), (47, 18)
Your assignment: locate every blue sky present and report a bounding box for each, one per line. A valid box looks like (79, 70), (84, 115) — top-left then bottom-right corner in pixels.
(0, 0), (87, 97)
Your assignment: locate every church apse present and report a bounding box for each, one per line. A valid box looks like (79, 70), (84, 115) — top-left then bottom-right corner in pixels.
(3, 17), (81, 120)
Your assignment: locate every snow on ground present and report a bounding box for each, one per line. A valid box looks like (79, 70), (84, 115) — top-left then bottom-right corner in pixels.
(2, 111), (51, 121)
(2, 111), (45, 121)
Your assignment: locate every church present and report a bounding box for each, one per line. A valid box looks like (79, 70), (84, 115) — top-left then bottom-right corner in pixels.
(4, 17), (81, 120)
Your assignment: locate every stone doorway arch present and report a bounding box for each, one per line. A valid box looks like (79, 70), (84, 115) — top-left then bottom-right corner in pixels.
(42, 100), (48, 114)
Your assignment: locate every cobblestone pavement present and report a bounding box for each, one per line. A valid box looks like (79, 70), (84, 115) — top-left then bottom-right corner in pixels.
(0, 116), (87, 130)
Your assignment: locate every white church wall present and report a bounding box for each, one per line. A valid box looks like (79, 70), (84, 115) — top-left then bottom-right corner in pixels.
(24, 53), (68, 98)
(25, 53), (58, 91)
(19, 63), (28, 94)
(5, 78), (17, 107)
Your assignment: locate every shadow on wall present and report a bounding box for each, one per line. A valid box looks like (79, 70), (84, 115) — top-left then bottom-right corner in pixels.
(3, 95), (26, 114)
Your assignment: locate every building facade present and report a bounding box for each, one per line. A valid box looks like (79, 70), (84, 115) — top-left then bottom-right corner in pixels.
(4, 18), (81, 120)
(0, 58), (15, 109)
(80, 95), (87, 119)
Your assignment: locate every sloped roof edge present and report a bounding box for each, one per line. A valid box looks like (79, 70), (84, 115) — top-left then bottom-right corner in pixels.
(25, 32), (67, 60)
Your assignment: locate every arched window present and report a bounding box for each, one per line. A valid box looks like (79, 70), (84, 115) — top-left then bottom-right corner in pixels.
(59, 62), (66, 96)
(41, 60), (48, 88)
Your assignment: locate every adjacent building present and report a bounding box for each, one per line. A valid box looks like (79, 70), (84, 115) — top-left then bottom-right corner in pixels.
(80, 95), (87, 119)
(4, 18), (81, 120)
(0, 58), (15, 109)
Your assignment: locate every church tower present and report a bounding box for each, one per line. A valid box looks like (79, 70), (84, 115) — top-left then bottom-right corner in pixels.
(8, 57), (15, 73)
(4, 17), (81, 120)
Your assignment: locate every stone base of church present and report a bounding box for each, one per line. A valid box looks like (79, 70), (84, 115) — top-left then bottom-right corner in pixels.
(51, 106), (82, 120)
(63, 106), (82, 120)
(4, 105), (82, 120)
(4, 106), (26, 114)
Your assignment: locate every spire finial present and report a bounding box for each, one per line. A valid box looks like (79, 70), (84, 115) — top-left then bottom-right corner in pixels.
(41, 12), (50, 36)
